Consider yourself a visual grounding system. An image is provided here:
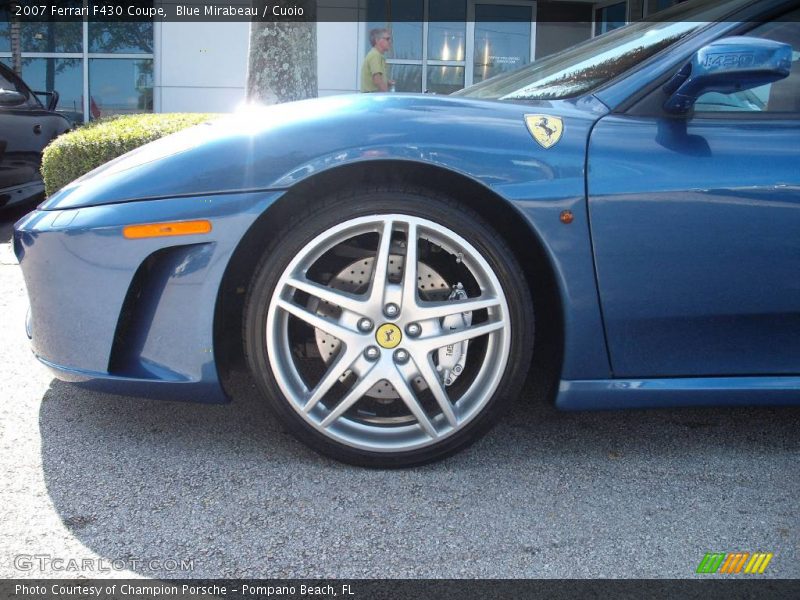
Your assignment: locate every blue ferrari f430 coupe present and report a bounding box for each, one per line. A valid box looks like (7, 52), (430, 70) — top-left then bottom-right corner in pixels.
(14, 0), (800, 466)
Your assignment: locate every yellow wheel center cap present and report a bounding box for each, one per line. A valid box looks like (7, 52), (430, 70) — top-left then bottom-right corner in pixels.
(376, 323), (402, 349)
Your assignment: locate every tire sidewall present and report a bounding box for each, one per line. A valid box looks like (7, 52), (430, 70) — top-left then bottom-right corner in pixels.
(244, 189), (533, 467)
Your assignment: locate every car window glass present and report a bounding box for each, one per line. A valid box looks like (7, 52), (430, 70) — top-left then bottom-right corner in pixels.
(455, 0), (751, 101)
(695, 10), (800, 113)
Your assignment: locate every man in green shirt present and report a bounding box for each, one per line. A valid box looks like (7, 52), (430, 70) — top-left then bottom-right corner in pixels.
(361, 28), (395, 92)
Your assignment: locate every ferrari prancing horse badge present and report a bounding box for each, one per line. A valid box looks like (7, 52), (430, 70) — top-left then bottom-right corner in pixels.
(524, 114), (564, 149)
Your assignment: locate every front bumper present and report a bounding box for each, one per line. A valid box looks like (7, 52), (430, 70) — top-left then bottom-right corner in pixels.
(14, 190), (283, 403)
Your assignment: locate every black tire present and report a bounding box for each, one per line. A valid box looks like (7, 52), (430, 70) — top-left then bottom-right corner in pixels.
(244, 187), (533, 467)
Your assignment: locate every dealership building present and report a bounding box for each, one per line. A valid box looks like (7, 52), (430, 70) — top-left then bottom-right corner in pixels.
(1, 0), (682, 123)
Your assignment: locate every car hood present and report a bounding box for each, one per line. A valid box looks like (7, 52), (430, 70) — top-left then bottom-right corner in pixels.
(40, 93), (608, 210)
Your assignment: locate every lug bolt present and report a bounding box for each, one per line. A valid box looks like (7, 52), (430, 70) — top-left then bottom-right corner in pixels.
(357, 318), (374, 332)
(384, 303), (400, 318)
(406, 322), (421, 337)
(393, 349), (410, 364)
(364, 346), (380, 361)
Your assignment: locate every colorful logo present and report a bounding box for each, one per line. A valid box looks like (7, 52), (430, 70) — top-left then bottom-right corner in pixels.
(524, 114), (564, 149)
(376, 323), (402, 349)
(696, 552), (773, 574)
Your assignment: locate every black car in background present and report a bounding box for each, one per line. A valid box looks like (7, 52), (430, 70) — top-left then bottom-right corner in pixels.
(0, 62), (70, 210)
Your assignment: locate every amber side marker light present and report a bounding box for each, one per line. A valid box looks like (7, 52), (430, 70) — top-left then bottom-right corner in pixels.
(560, 210), (574, 224)
(123, 220), (212, 239)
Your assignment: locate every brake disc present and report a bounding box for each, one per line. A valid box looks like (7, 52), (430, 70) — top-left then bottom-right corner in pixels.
(313, 254), (450, 400)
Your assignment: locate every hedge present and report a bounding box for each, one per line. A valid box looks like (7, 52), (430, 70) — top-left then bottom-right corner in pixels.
(41, 113), (221, 196)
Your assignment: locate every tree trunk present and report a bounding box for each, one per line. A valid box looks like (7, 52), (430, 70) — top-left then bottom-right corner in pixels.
(10, 4), (21, 75)
(247, 2), (317, 105)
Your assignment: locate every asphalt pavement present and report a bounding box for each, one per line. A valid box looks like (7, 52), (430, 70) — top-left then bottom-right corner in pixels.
(1, 205), (798, 579)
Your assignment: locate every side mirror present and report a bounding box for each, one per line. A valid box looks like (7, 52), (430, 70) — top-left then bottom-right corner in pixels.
(663, 36), (792, 114)
(0, 88), (27, 107)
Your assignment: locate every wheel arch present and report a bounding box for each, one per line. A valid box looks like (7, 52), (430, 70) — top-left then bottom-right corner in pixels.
(214, 160), (564, 400)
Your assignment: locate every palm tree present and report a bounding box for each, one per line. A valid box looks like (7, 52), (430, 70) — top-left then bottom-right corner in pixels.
(247, 1), (317, 104)
(9, 2), (21, 75)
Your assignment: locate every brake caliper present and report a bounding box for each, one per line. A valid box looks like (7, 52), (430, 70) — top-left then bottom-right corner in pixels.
(437, 282), (472, 387)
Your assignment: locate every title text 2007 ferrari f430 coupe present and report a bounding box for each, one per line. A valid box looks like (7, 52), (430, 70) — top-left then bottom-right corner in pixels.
(14, 0), (800, 466)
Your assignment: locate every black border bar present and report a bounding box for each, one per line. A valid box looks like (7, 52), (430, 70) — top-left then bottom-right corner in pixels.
(1, 0), (794, 23)
(3, 579), (800, 600)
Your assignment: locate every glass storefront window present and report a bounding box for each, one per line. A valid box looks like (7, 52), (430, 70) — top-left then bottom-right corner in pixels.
(20, 58), (84, 124)
(428, 65), (465, 94)
(428, 1), (466, 61)
(595, 2), (627, 36)
(645, 0), (682, 16)
(2, 13), (154, 123)
(1, 7), (10, 53)
(21, 21), (82, 53)
(387, 22), (423, 60)
(89, 22), (153, 54)
(89, 59), (153, 120)
(390, 64), (423, 93)
(473, 4), (533, 83)
(365, 0), (469, 93)
(366, 0), (424, 60)
(428, 23), (466, 62)
(364, 21), (422, 61)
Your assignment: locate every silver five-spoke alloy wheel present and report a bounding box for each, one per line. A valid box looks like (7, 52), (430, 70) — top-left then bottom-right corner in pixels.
(244, 189), (533, 466)
(265, 214), (511, 453)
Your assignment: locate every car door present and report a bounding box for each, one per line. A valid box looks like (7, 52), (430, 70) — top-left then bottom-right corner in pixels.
(587, 12), (800, 378)
(0, 65), (64, 198)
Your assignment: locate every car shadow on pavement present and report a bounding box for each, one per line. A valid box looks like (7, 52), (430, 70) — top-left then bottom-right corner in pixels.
(37, 370), (800, 578)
